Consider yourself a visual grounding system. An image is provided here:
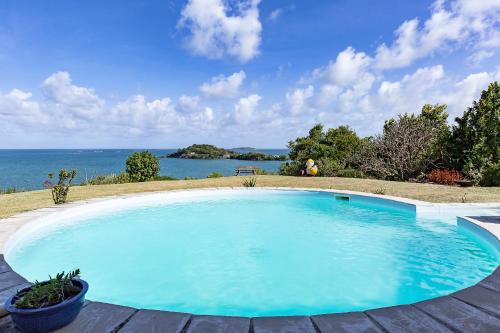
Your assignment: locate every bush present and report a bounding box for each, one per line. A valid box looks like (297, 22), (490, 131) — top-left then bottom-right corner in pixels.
(479, 161), (500, 186)
(280, 124), (363, 176)
(336, 169), (365, 178)
(207, 172), (224, 178)
(45, 169), (77, 204)
(242, 177), (257, 187)
(153, 175), (179, 181)
(125, 151), (160, 182)
(82, 172), (130, 185)
(14, 269), (81, 309)
(255, 168), (268, 175)
(0, 187), (19, 194)
(426, 169), (463, 185)
(316, 158), (343, 177)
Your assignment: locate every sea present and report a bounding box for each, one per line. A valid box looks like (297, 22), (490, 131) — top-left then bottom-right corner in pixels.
(0, 149), (288, 190)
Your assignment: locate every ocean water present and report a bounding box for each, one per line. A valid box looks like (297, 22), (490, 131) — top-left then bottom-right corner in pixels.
(0, 149), (287, 190)
(7, 190), (499, 317)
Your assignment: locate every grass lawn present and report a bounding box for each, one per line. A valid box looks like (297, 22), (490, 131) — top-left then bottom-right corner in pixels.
(1, 175), (499, 219)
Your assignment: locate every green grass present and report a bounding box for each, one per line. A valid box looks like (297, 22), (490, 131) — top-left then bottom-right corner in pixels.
(1, 175), (499, 219)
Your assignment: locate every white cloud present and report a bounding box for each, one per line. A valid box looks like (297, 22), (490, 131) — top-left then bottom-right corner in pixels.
(269, 9), (283, 22)
(467, 50), (495, 66)
(0, 89), (46, 127)
(178, 95), (200, 112)
(41, 71), (104, 120)
(200, 71), (246, 98)
(111, 95), (181, 135)
(313, 47), (374, 86)
(178, 0), (262, 62)
(286, 85), (314, 115)
(441, 71), (496, 116)
(233, 94), (261, 124)
(374, 0), (500, 69)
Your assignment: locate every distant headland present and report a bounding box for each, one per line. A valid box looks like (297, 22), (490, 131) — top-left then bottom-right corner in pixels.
(162, 144), (288, 161)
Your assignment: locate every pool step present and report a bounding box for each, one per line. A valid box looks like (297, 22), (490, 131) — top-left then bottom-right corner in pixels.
(334, 195), (350, 201)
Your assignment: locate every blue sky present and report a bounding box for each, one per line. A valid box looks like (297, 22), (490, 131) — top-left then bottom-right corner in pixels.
(1, 0), (499, 148)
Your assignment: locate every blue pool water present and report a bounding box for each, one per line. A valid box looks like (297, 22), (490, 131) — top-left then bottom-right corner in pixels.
(6, 190), (499, 317)
(0, 149), (287, 190)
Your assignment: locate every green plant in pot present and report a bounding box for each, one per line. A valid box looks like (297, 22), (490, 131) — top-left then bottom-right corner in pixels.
(5, 269), (88, 333)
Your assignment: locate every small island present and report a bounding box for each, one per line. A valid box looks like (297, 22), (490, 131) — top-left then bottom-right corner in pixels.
(163, 144), (288, 161)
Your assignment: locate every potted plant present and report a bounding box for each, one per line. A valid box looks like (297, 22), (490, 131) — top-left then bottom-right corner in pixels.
(4, 269), (88, 333)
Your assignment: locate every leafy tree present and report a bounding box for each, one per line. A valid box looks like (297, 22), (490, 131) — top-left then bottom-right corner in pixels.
(280, 124), (363, 176)
(450, 81), (499, 185)
(420, 103), (452, 167)
(126, 151), (160, 182)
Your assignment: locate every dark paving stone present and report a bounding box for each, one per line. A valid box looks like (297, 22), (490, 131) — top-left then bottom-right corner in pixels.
(452, 285), (500, 317)
(0, 315), (20, 333)
(185, 315), (250, 333)
(0, 255), (12, 274)
(479, 270), (500, 292)
(118, 309), (190, 333)
(469, 216), (500, 224)
(0, 271), (27, 292)
(312, 312), (383, 333)
(53, 301), (136, 333)
(414, 296), (500, 333)
(366, 304), (453, 333)
(252, 316), (316, 333)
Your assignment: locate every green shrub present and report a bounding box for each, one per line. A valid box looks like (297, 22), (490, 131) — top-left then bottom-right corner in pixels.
(153, 175), (179, 181)
(0, 187), (19, 194)
(479, 161), (500, 186)
(125, 151), (160, 182)
(242, 177), (257, 187)
(14, 269), (81, 309)
(83, 172), (130, 185)
(184, 176), (197, 180)
(207, 172), (224, 178)
(255, 169), (268, 175)
(336, 169), (365, 178)
(316, 158), (343, 177)
(46, 169), (77, 204)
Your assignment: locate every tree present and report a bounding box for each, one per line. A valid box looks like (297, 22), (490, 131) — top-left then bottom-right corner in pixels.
(360, 113), (440, 181)
(449, 81), (499, 185)
(280, 124), (363, 176)
(126, 151), (160, 182)
(420, 103), (451, 167)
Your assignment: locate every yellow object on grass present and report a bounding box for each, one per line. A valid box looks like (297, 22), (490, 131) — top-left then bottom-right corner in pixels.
(306, 165), (318, 176)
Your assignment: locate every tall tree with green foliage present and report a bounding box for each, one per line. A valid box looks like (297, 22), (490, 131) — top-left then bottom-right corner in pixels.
(126, 151), (160, 182)
(280, 124), (363, 176)
(450, 81), (499, 185)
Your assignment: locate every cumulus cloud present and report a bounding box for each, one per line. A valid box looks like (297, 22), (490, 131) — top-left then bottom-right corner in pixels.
(0, 89), (46, 127)
(200, 71), (246, 98)
(313, 47), (373, 86)
(41, 71), (104, 120)
(2, 71), (220, 138)
(286, 85), (314, 115)
(374, 0), (500, 69)
(233, 94), (261, 124)
(178, 0), (262, 62)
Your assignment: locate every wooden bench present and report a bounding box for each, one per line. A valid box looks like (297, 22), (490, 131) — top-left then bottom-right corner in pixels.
(235, 166), (260, 175)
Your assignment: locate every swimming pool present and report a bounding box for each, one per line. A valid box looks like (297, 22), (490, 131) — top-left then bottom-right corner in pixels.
(4, 189), (499, 317)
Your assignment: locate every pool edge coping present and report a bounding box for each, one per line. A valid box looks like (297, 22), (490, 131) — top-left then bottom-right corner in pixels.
(0, 186), (499, 332)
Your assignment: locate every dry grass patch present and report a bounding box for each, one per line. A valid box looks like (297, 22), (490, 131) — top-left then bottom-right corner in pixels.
(1, 175), (499, 219)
